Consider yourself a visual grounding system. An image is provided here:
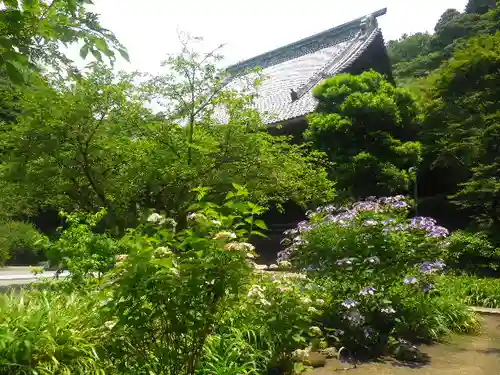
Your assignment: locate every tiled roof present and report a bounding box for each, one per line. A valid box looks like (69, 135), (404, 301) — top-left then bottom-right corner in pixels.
(222, 8), (387, 125)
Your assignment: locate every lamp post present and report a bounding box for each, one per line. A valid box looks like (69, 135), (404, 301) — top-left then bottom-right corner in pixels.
(409, 167), (418, 216)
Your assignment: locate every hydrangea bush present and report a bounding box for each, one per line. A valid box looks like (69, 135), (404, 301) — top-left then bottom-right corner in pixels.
(277, 196), (478, 355)
(101, 184), (267, 375)
(210, 271), (328, 374)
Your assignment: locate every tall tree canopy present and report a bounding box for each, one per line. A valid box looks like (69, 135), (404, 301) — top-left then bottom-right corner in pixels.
(0, 37), (335, 232)
(387, 3), (500, 83)
(0, 0), (128, 82)
(465, 0), (496, 14)
(423, 32), (500, 239)
(306, 71), (421, 200)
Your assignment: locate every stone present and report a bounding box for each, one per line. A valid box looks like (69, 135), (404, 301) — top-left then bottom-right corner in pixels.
(319, 346), (339, 358)
(303, 352), (327, 368)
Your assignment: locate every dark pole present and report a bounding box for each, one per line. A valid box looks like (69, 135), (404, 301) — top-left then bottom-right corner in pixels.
(409, 167), (418, 216)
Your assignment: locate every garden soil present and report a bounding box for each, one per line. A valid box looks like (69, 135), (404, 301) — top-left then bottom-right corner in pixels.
(306, 314), (500, 375)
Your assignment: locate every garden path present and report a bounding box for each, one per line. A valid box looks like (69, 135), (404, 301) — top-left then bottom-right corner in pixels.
(306, 314), (500, 375)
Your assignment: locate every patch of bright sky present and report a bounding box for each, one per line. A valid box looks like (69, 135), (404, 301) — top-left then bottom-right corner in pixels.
(72, 0), (468, 74)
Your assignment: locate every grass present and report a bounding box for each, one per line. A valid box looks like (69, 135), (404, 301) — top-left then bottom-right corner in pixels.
(438, 274), (500, 308)
(0, 289), (112, 375)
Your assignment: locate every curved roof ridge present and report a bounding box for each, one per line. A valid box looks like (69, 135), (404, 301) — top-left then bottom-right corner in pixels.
(226, 8), (387, 76)
(295, 26), (381, 100)
(294, 30), (365, 99)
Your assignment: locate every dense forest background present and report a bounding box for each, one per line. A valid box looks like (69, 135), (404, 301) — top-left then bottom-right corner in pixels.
(385, 0), (499, 243)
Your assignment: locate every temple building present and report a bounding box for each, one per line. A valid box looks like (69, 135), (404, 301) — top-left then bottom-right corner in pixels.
(225, 8), (391, 140)
(224, 8), (392, 262)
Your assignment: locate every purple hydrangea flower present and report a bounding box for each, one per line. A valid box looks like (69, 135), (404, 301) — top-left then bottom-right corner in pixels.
(364, 256), (380, 265)
(419, 260), (446, 274)
(364, 327), (375, 338)
(423, 284), (434, 293)
(360, 286), (377, 296)
(342, 299), (359, 309)
(336, 257), (358, 266)
(404, 277), (418, 285)
(345, 310), (365, 326)
(428, 226), (449, 238)
(303, 266), (317, 271)
(392, 201), (409, 208)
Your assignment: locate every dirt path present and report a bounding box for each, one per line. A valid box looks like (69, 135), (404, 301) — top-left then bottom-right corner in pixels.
(307, 314), (500, 375)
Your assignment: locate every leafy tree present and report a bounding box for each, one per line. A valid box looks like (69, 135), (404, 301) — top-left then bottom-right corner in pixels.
(423, 33), (500, 240)
(434, 9), (461, 33)
(387, 33), (432, 65)
(306, 71), (422, 200)
(387, 3), (500, 83)
(0, 220), (47, 265)
(0, 36), (335, 232)
(0, 0), (128, 82)
(139, 33), (335, 214)
(0, 67), (150, 228)
(465, 0), (496, 14)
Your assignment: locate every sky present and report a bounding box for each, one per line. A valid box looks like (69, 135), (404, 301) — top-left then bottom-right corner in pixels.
(80, 0), (469, 74)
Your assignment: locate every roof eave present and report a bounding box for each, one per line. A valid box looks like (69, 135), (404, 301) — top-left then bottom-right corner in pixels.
(225, 7), (387, 75)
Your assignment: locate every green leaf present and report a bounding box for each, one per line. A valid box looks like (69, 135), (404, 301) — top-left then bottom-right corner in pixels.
(91, 49), (102, 62)
(5, 61), (25, 83)
(151, 258), (173, 268)
(253, 220), (268, 230)
(93, 38), (109, 52)
(292, 334), (304, 343)
(0, 37), (13, 49)
(22, 0), (36, 9)
(79, 44), (90, 59)
(118, 48), (130, 62)
(66, 0), (78, 15)
(4, 0), (20, 8)
(251, 231), (267, 238)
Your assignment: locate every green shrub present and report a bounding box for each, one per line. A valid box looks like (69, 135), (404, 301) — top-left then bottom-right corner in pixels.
(207, 271), (326, 374)
(444, 231), (500, 276)
(46, 209), (121, 285)
(438, 275), (500, 308)
(0, 289), (113, 375)
(0, 221), (47, 266)
(102, 185), (267, 375)
(278, 196), (479, 355)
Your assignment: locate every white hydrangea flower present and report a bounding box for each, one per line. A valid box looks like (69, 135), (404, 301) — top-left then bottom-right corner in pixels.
(164, 218), (178, 227)
(115, 254), (128, 263)
(259, 298), (272, 306)
(284, 272), (307, 280)
(381, 306), (396, 314)
(248, 285), (266, 298)
(292, 348), (310, 361)
(300, 297), (312, 304)
(309, 326), (322, 336)
(278, 260), (292, 269)
(147, 213), (166, 224)
(104, 321), (116, 330)
(214, 231), (237, 240)
(154, 246), (172, 258)
(241, 242), (255, 251)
